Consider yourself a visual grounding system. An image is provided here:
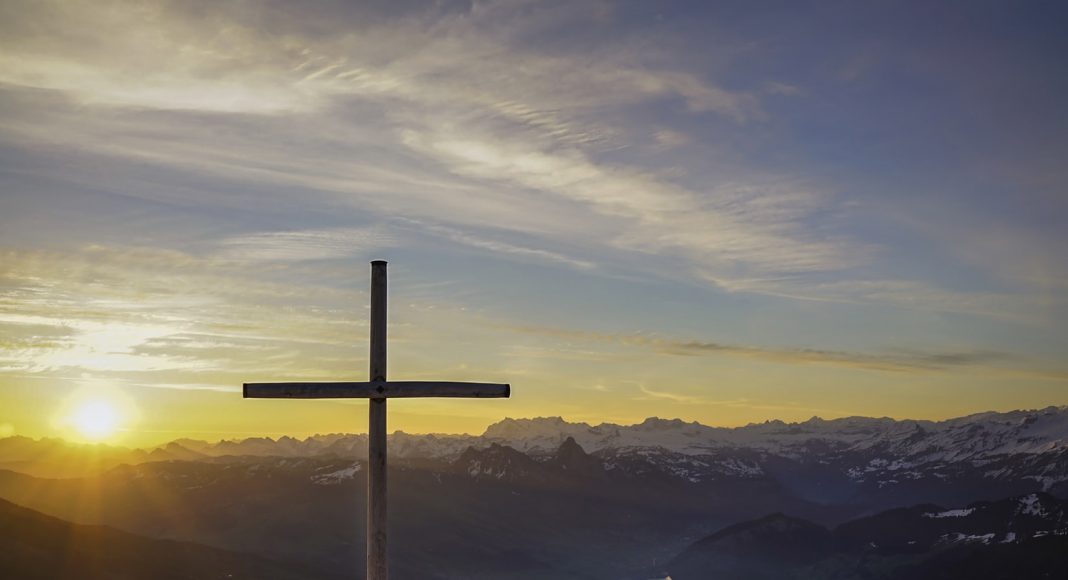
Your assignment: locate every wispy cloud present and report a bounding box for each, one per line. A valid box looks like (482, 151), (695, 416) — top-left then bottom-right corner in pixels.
(699, 275), (1040, 322)
(1, 0), (1062, 329)
(0, 245), (368, 380)
(395, 219), (596, 270)
(636, 385), (704, 404)
(660, 339), (1012, 373)
(216, 227), (392, 263)
(502, 322), (1029, 375)
(630, 385), (859, 416)
(0, 0), (858, 293)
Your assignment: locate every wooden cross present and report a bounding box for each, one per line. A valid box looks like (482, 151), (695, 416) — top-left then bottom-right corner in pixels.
(243, 260), (510, 580)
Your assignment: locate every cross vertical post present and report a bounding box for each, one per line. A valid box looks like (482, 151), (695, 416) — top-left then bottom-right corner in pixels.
(242, 260), (510, 580)
(368, 260), (388, 580)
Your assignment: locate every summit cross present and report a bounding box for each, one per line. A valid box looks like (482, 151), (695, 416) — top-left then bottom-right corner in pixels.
(242, 260), (511, 580)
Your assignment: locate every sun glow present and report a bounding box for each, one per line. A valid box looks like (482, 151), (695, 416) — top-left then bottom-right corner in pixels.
(54, 383), (139, 443)
(73, 400), (120, 440)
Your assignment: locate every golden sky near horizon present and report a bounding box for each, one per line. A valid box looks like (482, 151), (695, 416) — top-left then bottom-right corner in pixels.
(2, 1), (1067, 447)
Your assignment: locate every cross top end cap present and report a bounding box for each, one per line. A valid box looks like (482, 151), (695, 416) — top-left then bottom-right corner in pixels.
(371, 260), (388, 266)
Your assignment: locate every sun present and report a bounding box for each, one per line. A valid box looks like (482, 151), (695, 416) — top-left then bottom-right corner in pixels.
(54, 383), (139, 443)
(72, 400), (121, 440)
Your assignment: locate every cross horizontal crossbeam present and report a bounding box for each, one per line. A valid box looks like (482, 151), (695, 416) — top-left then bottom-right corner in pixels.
(243, 381), (510, 399)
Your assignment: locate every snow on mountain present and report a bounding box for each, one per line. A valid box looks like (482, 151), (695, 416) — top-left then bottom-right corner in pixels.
(924, 508), (975, 518)
(483, 416), (731, 456)
(390, 431), (480, 459)
(474, 407), (1068, 493)
(480, 406), (1068, 460)
(310, 463), (361, 485)
(1018, 493), (1049, 517)
(455, 442), (543, 482)
(177, 431), (477, 461)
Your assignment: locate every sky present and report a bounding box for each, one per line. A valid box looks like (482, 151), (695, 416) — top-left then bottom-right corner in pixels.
(1, 0), (1066, 447)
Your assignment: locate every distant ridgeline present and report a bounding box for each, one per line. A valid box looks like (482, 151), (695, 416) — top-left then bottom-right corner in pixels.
(1, 406), (1067, 579)
(5, 406), (1067, 499)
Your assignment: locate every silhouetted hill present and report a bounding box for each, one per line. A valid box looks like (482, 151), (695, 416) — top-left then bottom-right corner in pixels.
(659, 492), (1068, 580)
(0, 497), (341, 580)
(664, 514), (833, 579)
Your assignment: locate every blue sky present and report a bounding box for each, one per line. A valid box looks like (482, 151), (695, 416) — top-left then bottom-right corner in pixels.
(1, 0), (1066, 444)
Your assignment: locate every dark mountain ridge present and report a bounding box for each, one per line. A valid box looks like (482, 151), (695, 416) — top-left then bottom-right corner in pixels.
(0, 438), (815, 579)
(660, 492), (1068, 580)
(0, 496), (341, 580)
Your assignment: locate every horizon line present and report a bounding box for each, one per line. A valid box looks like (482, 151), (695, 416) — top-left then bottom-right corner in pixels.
(8, 405), (1067, 449)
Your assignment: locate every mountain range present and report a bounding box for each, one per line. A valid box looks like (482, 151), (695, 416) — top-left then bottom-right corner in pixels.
(8, 406), (1068, 506)
(2, 406), (1067, 578)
